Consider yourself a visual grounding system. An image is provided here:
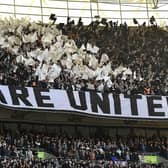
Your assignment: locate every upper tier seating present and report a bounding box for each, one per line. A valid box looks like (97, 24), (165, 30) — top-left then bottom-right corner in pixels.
(0, 17), (167, 95)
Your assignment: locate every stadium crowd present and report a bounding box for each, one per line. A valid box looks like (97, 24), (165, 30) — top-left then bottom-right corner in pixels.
(0, 16), (168, 168)
(0, 17), (167, 95)
(0, 128), (167, 167)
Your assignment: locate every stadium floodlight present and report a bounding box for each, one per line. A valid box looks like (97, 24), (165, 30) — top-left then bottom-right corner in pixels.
(49, 13), (57, 24)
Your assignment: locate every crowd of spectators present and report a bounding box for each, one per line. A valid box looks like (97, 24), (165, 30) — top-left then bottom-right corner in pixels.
(0, 16), (168, 167)
(0, 128), (167, 167)
(0, 17), (167, 95)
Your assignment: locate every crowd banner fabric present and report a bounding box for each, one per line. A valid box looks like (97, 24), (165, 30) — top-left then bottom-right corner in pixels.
(0, 85), (168, 119)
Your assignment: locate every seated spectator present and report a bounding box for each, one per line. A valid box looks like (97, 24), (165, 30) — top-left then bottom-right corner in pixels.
(0, 128), (166, 167)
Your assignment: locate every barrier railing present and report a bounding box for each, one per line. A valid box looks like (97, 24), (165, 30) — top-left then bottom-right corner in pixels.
(0, 0), (167, 25)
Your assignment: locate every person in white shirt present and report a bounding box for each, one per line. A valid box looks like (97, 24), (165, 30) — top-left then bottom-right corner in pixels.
(86, 41), (99, 54)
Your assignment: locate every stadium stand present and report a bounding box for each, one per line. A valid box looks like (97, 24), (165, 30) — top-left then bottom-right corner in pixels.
(0, 17), (167, 95)
(0, 2), (168, 166)
(0, 128), (167, 167)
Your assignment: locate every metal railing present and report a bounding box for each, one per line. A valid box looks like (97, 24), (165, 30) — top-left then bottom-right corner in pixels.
(0, 0), (167, 25)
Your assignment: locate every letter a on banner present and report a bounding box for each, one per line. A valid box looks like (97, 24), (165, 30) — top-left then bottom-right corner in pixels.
(9, 86), (32, 106)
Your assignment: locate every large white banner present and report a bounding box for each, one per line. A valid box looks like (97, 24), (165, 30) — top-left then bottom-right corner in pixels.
(0, 85), (168, 119)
